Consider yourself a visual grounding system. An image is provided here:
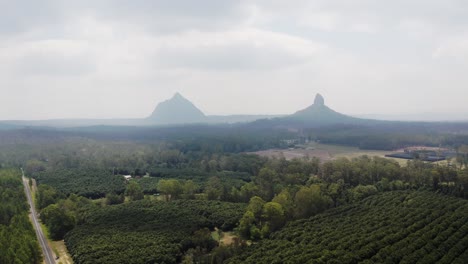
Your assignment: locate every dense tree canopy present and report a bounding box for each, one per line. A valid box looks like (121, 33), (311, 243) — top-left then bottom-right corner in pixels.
(65, 200), (246, 264)
(228, 191), (468, 264)
(0, 169), (42, 264)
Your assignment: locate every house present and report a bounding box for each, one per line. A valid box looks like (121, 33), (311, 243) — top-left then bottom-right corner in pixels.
(123, 175), (132, 181)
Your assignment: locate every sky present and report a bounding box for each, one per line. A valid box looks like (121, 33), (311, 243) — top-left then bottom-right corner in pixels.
(1, 0), (468, 120)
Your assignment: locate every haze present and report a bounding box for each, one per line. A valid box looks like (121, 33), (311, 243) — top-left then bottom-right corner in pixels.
(1, 0), (468, 120)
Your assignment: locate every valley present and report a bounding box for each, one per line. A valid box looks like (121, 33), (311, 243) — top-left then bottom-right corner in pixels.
(1, 92), (468, 263)
(2, 1), (468, 263)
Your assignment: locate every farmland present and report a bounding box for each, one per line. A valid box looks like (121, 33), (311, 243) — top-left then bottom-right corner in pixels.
(1, 128), (468, 263)
(65, 200), (246, 264)
(251, 142), (395, 162)
(227, 191), (468, 264)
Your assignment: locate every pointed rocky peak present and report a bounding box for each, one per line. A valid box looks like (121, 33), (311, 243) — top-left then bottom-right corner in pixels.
(314, 93), (325, 106)
(172, 92), (184, 100)
(289, 93), (359, 124)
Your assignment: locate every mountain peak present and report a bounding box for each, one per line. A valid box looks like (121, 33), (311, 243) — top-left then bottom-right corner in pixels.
(172, 92), (184, 100)
(314, 93), (325, 106)
(289, 93), (359, 125)
(147, 93), (206, 124)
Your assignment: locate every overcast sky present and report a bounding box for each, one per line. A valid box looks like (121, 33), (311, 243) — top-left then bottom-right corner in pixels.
(1, 0), (467, 120)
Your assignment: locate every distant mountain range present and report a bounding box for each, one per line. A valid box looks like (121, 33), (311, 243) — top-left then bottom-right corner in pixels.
(0, 92), (465, 129)
(147, 93), (281, 125)
(145, 92), (364, 127)
(0, 93), (281, 128)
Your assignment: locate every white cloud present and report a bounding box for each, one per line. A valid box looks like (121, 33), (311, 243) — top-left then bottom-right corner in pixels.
(1, 0), (468, 119)
(298, 12), (340, 32)
(151, 28), (325, 70)
(433, 34), (468, 60)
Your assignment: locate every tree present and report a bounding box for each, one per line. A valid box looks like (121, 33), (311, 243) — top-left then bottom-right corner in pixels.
(261, 202), (285, 233)
(294, 185), (332, 219)
(255, 168), (279, 200)
(237, 211), (256, 239)
(238, 196), (266, 240)
(204, 176), (224, 200)
(239, 182), (260, 202)
(157, 179), (183, 201)
(25, 159), (46, 178)
(106, 192), (125, 205)
(125, 181), (144, 201)
(40, 204), (75, 240)
(325, 180), (345, 207)
(348, 185), (378, 203)
(36, 184), (61, 210)
(247, 196), (266, 219)
(182, 180), (198, 199)
(272, 189), (294, 219)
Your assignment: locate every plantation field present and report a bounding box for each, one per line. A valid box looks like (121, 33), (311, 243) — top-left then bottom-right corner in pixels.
(227, 191), (468, 264)
(65, 200), (246, 264)
(36, 168), (126, 198)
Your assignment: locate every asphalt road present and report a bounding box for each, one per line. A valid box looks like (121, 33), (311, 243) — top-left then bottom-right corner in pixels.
(21, 169), (56, 264)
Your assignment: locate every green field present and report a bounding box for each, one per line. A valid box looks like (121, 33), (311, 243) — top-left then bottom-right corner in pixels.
(312, 142), (391, 157)
(65, 200), (246, 264)
(227, 191), (468, 264)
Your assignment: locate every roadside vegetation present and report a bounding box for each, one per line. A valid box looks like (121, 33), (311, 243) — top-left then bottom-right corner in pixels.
(0, 169), (42, 264)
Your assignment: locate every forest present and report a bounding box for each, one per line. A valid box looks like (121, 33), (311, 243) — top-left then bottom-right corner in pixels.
(0, 169), (42, 264)
(1, 126), (468, 263)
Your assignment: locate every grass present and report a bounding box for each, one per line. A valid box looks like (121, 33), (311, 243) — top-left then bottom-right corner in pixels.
(219, 231), (238, 246)
(51, 240), (74, 264)
(310, 142), (387, 156)
(306, 143), (408, 163)
(307, 143), (409, 166)
(211, 229), (239, 246)
(211, 230), (221, 242)
(29, 178), (38, 207)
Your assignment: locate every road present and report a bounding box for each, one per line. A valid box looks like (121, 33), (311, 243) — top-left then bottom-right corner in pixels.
(21, 168), (56, 264)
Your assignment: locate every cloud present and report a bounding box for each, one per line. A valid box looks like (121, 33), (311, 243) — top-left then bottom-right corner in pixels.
(2, 39), (95, 76)
(433, 34), (468, 60)
(152, 29), (325, 70)
(0, 0), (62, 36)
(0, 0), (468, 119)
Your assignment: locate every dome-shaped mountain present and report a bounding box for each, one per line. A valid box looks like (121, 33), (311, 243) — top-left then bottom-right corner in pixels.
(147, 93), (206, 124)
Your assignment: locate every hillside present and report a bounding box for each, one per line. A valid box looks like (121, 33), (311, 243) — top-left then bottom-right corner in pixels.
(228, 191), (468, 264)
(290, 94), (359, 124)
(147, 93), (207, 124)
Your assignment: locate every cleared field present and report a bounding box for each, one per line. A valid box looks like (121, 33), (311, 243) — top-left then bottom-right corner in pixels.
(251, 143), (403, 163)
